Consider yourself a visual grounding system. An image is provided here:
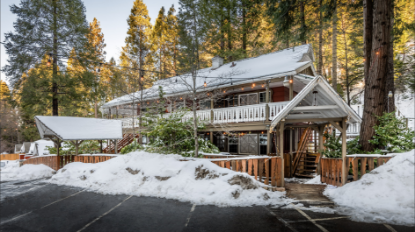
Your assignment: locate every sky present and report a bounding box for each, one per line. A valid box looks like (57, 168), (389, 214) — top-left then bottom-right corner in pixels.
(0, 0), (179, 87)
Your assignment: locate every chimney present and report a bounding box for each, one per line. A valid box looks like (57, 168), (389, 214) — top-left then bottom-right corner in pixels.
(211, 56), (224, 69)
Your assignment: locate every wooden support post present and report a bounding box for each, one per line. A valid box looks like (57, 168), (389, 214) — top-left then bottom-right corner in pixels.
(289, 76), (293, 100)
(289, 129), (293, 177)
(317, 126), (325, 175)
(114, 140), (118, 154)
(265, 81), (270, 120)
(100, 140), (103, 153)
(341, 118), (347, 185)
(210, 130), (213, 143)
(279, 122), (285, 187)
(267, 130), (271, 155)
(210, 97), (214, 123)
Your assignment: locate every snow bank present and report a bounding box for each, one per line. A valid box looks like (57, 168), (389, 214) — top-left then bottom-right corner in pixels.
(324, 150), (415, 226)
(50, 151), (290, 207)
(304, 175), (326, 185)
(1, 162), (55, 182)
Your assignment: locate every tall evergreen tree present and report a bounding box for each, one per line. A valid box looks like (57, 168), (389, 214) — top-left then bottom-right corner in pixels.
(177, 0), (205, 156)
(2, 0), (91, 116)
(360, 0), (393, 151)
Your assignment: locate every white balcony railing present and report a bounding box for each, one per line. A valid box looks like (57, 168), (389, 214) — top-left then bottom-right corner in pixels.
(116, 101), (289, 128)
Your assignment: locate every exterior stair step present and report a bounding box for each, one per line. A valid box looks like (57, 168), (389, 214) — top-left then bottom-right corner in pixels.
(295, 173), (315, 178)
(297, 169), (316, 173)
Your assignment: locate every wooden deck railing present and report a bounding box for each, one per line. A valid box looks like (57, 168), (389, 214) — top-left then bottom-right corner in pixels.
(0, 153), (23, 160)
(321, 155), (393, 187)
(209, 156), (284, 188)
(23, 154), (117, 171)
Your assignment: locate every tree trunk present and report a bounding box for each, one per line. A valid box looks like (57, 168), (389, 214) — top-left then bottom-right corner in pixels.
(318, 0), (323, 76)
(360, 0), (392, 151)
(363, 0), (373, 80)
(242, 1), (247, 56)
(94, 100), (98, 118)
(52, 0), (58, 116)
(331, 2), (338, 92)
(385, 0), (394, 113)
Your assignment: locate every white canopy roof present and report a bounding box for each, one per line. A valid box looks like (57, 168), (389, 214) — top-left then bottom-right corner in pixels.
(35, 116), (123, 141)
(269, 75), (362, 132)
(103, 44), (316, 108)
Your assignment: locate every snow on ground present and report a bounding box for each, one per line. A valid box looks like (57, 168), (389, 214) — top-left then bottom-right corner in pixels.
(324, 150), (415, 226)
(1, 161), (55, 182)
(50, 151), (291, 207)
(304, 175), (326, 185)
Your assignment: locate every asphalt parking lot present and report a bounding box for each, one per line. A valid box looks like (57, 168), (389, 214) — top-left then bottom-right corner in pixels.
(0, 179), (413, 232)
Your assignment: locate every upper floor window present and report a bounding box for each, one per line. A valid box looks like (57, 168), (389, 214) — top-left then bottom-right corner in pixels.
(239, 91), (270, 106)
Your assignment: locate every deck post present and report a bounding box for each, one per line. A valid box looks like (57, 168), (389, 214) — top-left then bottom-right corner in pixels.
(289, 76), (293, 100)
(317, 126), (325, 175)
(279, 121), (285, 187)
(267, 130), (271, 154)
(341, 118), (347, 186)
(210, 130), (213, 143)
(100, 140), (103, 153)
(265, 81), (270, 120)
(210, 97), (214, 123)
(114, 140), (118, 154)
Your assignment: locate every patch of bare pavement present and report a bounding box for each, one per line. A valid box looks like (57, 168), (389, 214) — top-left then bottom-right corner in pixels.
(0, 180), (413, 232)
(285, 183), (334, 206)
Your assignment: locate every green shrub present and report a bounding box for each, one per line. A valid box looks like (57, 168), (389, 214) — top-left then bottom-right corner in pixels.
(46, 140), (106, 155)
(120, 139), (143, 154)
(369, 112), (415, 152)
(143, 109), (219, 156)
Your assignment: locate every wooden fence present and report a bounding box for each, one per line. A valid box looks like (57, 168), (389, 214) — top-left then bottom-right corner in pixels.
(23, 155), (116, 171)
(321, 156), (393, 186)
(0, 153), (22, 160)
(74, 155), (114, 163)
(209, 156), (284, 188)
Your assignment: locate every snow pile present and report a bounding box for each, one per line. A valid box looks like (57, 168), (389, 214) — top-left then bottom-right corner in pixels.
(50, 151), (290, 207)
(324, 150), (415, 226)
(1, 162), (55, 182)
(305, 175), (326, 185)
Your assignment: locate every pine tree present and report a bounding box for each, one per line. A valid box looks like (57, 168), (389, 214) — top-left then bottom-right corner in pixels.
(2, 0), (91, 116)
(86, 18), (107, 118)
(151, 7), (169, 79)
(0, 80), (11, 101)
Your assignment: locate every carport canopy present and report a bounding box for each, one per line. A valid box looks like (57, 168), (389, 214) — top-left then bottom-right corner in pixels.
(35, 116), (123, 155)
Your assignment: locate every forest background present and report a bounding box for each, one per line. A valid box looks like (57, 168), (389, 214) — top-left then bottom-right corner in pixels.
(0, 0), (414, 153)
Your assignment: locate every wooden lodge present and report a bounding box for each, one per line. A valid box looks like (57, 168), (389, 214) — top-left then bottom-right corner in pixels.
(101, 44), (362, 184)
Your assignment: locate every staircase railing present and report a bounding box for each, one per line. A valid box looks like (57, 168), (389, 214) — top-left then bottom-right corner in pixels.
(291, 128), (312, 176)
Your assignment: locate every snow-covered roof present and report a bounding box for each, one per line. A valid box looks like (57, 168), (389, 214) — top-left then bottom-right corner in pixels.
(35, 116), (123, 141)
(269, 75), (362, 132)
(103, 44), (315, 108)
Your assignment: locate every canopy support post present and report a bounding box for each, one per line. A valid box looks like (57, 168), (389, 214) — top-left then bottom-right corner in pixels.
(341, 118), (347, 186)
(279, 121), (285, 187)
(100, 140), (103, 153)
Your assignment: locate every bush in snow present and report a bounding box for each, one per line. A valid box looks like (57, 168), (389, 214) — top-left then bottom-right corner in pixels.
(46, 140), (105, 155)
(369, 112), (415, 153)
(143, 109), (219, 156)
(120, 139), (143, 154)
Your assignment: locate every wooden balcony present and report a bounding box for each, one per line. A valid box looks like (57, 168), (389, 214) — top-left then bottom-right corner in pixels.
(117, 101), (289, 128)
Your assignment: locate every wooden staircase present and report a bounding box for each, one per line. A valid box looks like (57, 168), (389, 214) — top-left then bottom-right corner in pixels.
(103, 134), (139, 153)
(291, 128), (319, 178)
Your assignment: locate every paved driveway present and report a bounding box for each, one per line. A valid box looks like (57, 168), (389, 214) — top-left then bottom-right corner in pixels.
(0, 179), (413, 232)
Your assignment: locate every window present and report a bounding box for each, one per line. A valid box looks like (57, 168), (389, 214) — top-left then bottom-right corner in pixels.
(239, 134), (258, 154)
(259, 134), (267, 155)
(259, 92), (266, 103)
(228, 136), (238, 153)
(239, 93), (258, 106)
(199, 100), (210, 110)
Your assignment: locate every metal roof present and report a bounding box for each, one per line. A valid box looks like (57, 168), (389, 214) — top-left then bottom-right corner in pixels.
(35, 116), (123, 141)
